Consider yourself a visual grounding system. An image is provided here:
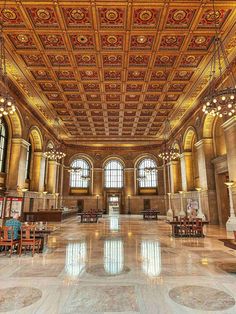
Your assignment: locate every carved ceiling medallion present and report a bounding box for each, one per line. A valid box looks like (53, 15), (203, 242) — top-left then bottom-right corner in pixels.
(206, 10), (221, 22)
(137, 35), (147, 44)
(173, 10), (187, 21)
(165, 36), (177, 44)
(105, 9), (119, 21)
(2, 9), (16, 20)
(36, 9), (51, 20)
(77, 35), (88, 43)
(195, 36), (206, 44)
(17, 34), (29, 43)
(47, 35), (59, 43)
(82, 55), (91, 62)
(71, 9), (85, 20)
(107, 35), (118, 44)
(139, 10), (153, 21)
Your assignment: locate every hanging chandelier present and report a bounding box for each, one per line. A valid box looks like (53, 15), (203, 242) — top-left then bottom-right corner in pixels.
(0, 24), (16, 118)
(144, 167), (157, 175)
(202, 1), (236, 118)
(44, 149), (66, 160)
(67, 167), (82, 174)
(158, 119), (180, 162)
(44, 118), (66, 160)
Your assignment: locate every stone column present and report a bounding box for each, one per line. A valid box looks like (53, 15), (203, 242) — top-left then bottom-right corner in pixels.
(7, 138), (30, 190)
(180, 152), (194, 191)
(223, 116), (236, 211)
(30, 152), (45, 192)
(47, 160), (57, 194)
(195, 139), (215, 190)
(125, 168), (135, 213)
(93, 168), (103, 208)
(169, 160), (181, 193)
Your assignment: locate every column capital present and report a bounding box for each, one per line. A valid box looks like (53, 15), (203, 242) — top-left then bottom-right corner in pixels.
(33, 151), (43, 157)
(222, 116), (236, 131)
(180, 151), (192, 158)
(195, 138), (213, 148)
(12, 138), (30, 148)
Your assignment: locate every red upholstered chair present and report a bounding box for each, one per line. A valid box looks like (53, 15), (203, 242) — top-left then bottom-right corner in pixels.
(0, 226), (19, 257)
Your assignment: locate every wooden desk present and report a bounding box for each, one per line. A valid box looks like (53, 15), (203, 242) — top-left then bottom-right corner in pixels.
(78, 213), (100, 223)
(141, 210), (160, 220)
(167, 220), (209, 237)
(23, 210), (77, 222)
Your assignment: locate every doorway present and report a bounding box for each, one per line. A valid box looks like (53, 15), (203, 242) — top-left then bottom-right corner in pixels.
(107, 194), (121, 215)
(216, 172), (229, 225)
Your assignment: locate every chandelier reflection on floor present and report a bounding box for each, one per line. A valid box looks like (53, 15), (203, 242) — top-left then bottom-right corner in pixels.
(202, 0), (236, 118)
(0, 24), (16, 118)
(158, 119), (180, 162)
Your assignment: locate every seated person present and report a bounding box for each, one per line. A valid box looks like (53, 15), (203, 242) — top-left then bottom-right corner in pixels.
(5, 212), (22, 240)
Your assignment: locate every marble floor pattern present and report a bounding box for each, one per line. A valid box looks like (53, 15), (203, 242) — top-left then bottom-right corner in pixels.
(1, 216), (236, 313)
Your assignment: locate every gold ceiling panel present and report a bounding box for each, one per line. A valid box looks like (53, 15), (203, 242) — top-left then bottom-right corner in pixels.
(1, 0), (236, 145)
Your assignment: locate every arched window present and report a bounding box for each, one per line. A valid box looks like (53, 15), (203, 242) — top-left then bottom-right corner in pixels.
(70, 158), (90, 188)
(0, 120), (8, 172)
(137, 158), (157, 188)
(104, 160), (123, 188)
(25, 140), (32, 179)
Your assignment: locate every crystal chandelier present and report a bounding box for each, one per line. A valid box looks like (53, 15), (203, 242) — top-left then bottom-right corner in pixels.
(144, 167), (157, 174)
(158, 119), (180, 161)
(202, 0), (236, 118)
(0, 24), (16, 118)
(44, 118), (66, 160)
(67, 167), (82, 174)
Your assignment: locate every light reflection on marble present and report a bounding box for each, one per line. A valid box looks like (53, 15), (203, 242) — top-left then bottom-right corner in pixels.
(0, 287), (42, 312)
(141, 240), (161, 277)
(169, 285), (235, 311)
(104, 238), (124, 275)
(0, 216), (236, 313)
(65, 241), (87, 278)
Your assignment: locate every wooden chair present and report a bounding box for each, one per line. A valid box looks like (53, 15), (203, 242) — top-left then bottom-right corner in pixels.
(19, 225), (41, 257)
(192, 218), (203, 237)
(0, 226), (19, 257)
(179, 218), (191, 237)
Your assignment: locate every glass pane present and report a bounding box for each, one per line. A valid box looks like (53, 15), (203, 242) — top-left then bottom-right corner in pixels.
(70, 159), (90, 188)
(138, 158), (157, 188)
(104, 160), (123, 188)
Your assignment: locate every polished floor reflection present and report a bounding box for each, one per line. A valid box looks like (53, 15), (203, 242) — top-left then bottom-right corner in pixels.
(1, 216), (236, 313)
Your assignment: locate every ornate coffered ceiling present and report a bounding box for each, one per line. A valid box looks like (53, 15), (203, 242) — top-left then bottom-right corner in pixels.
(1, 0), (236, 146)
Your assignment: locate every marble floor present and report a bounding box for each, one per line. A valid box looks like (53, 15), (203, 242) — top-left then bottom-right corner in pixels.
(1, 216), (236, 314)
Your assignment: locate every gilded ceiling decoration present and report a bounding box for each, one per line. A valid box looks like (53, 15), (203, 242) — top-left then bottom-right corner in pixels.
(0, 1), (236, 146)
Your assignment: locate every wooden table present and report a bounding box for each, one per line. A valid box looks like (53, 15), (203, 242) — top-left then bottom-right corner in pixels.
(167, 220), (209, 237)
(20, 225), (58, 252)
(220, 239), (236, 250)
(78, 212), (101, 223)
(141, 210), (160, 220)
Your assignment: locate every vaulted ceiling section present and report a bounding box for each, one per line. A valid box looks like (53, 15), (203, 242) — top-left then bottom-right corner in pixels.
(1, 0), (236, 146)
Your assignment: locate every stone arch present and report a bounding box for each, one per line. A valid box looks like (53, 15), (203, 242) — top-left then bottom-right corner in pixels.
(5, 109), (23, 138)
(28, 126), (43, 151)
(134, 153), (158, 169)
(202, 115), (216, 139)
(183, 126), (198, 151)
(69, 153), (94, 169)
(102, 156), (126, 168)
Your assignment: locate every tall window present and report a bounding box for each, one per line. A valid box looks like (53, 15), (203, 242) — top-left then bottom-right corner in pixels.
(0, 120), (7, 172)
(105, 160), (123, 188)
(25, 141), (32, 179)
(70, 158), (90, 188)
(138, 158), (157, 188)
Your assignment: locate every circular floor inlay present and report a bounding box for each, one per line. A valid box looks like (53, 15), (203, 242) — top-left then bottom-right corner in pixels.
(0, 287), (42, 312)
(169, 285), (235, 311)
(87, 264), (130, 277)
